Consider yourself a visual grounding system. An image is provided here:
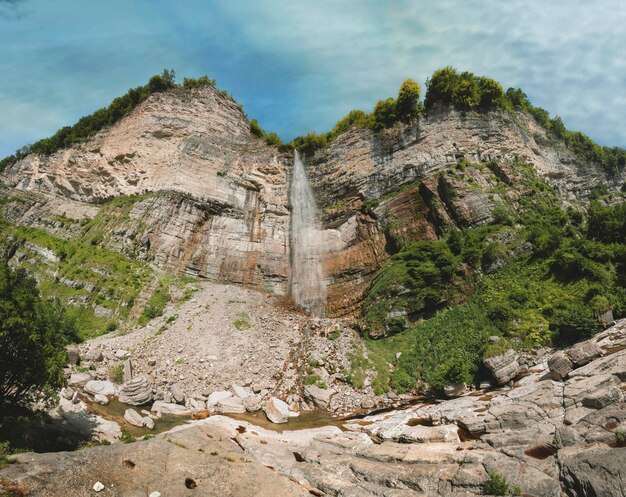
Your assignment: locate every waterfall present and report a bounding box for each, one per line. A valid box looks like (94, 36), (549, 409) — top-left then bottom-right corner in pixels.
(290, 150), (327, 316)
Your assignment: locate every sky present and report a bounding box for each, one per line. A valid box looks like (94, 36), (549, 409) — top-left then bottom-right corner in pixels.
(1, 0), (625, 158)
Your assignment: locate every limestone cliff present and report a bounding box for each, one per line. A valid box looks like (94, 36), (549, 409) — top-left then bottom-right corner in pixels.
(1, 87), (623, 317)
(1, 86), (292, 295)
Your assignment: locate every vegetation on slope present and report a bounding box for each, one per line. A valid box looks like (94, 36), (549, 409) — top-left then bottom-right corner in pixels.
(0, 70), (231, 172)
(289, 67), (624, 177)
(0, 259), (76, 410)
(354, 159), (625, 394)
(0, 194), (154, 339)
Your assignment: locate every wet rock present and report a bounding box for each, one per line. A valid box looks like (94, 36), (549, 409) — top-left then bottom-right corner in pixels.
(264, 397), (290, 424)
(548, 351), (573, 380)
(304, 384), (335, 409)
(483, 349), (519, 385)
(94, 394), (109, 405)
(124, 408), (145, 427)
(119, 375), (153, 405)
(143, 416), (155, 430)
(150, 401), (191, 416)
(65, 345), (80, 366)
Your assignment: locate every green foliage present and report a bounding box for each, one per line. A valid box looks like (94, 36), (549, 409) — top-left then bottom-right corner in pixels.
(233, 312), (251, 330)
(139, 276), (171, 325)
(484, 471), (510, 496)
(248, 119), (284, 147)
(363, 240), (459, 336)
(396, 79), (421, 121)
(360, 161), (625, 393)
(0, 194), (154, 339)
(0, 260), (76, 409)
(372, 98), (398, 131)
(108, 364), (124, 384)
(0, 70), (223, 168)
(120, 429), (136, 444)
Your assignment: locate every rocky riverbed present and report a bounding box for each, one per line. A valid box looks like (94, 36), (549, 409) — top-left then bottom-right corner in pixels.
(2, 318), (626, 496)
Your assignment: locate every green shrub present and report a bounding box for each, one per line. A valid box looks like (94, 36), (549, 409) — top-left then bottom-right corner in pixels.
(0, 260), (75, 409)
(484, 471), (510, 496)
(396, 79), (421, 121)
(233, 312), (251, 331)
(108, 364), (124, 384)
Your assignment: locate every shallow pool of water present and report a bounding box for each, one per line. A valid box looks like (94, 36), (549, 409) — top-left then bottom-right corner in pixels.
(87, 399), (191, 438)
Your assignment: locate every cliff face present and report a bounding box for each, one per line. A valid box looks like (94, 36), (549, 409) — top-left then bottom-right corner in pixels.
(306, 109), (623, 315)
(2, 87), (292, 295)
(1, 89), (623, 315)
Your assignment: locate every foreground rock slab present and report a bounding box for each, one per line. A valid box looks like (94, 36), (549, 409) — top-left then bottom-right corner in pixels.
(0, 425), (310, 497)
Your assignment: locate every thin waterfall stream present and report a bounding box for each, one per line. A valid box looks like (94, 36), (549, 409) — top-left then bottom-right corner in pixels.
(290, 150), (327, 316)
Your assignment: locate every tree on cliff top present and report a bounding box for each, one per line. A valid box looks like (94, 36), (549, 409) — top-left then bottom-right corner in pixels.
(396, 78), (421, 121)
(0, 259), (76, 410)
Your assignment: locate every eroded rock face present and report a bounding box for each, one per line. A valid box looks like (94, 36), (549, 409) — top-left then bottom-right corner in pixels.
(2, 92), (622, 317)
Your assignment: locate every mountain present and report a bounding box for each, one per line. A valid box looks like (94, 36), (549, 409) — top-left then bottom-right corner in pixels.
(1, 70), (626, 497)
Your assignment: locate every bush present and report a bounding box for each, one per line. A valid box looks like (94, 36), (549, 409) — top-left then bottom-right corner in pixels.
(396, 79), (421, 121)
(484, 471), (509, 496)
(0, 260), (75, 409)
(372, 98), (398, 131)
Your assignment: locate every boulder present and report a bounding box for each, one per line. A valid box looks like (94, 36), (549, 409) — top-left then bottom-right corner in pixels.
(124, 409), (145, 428)
(304, 384), (335, 409)
(216, 396), (246, 414)
(114, 349), (130, 359)
(62, 387), (75, 400)
(443, 383), (467, 398)
(264, 397), (290, 424)
(143, 416), (155, 430)
(207, 391), (232, 408)
(85, 349), (103, 362)
(65, 345), (80, 366)
(581, 384), (624, 409)
(170, 383), (185, 404)
(84, 380), (117, 397)
(564, 374), (621, 408)
(69, 372), (92, 387)
(548, 351), (573, 380)
(94, 394), (110, 405)
(566, 340), (602, 366)
(560, 445), (626, 497)
(231, 384), (252, 399)
(243, 394), (263, 412)
(483, 349), (519, 385)
(150, 401), (191, 416)
(119, 375), (153, 405)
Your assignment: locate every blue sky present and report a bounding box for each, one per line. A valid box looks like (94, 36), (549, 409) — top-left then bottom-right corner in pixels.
(1, 0), (625, 158)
